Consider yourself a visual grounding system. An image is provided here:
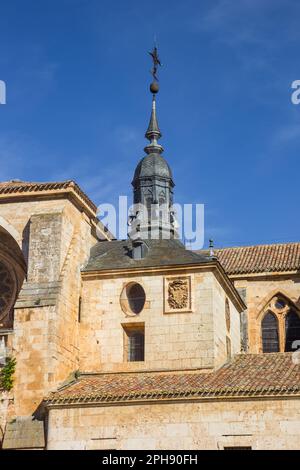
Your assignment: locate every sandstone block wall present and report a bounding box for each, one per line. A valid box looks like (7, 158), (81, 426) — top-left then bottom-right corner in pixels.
(79, 270), (241, 373)
(0, 198), (97, 417)
(46, 397), (300, 450)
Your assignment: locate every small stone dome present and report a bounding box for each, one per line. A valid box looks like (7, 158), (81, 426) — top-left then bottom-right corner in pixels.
(132, 153), (173, 183)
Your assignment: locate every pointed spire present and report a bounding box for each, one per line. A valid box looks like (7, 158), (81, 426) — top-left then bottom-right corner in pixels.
(144, 95), (163, 155)
(145, 95), (161, 139)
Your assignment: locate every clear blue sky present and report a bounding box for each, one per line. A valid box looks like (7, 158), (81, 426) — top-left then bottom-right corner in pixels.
(0, 0), (299, 248)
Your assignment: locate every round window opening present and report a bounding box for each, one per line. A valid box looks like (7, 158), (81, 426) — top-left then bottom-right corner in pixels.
(275, 298), (286, 310)
(121, 282), (146, 315)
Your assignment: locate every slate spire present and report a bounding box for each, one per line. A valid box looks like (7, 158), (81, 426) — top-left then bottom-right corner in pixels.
(144, 94), (163, 155)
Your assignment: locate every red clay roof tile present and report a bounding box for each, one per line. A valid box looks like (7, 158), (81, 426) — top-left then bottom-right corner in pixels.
(46, 353), (300, 405)
(197, 243), (300, 274)
(0, 180), (97, 213)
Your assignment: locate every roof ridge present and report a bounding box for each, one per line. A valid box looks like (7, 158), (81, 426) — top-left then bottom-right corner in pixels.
(215, 241), (300, 251)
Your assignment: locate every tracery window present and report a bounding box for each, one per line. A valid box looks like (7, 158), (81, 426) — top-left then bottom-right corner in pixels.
(0, 261), (15, 329)
(260, 296), (300, 353)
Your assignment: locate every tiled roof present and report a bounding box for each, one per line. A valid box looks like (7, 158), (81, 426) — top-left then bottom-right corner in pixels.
(197, 243), (300, 275)
(46, 353), (300, 406)
(0, 180), (97, 213)
(83, 239), (211, 272)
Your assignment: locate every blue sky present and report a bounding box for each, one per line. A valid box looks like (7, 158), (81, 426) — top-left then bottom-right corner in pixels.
(0, 0), (300, 248)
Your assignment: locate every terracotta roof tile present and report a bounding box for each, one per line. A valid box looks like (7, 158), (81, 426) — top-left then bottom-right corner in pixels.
(197, 243), (300, 274)
(0, 179), (97, 214)
(46, 353), (300, 405)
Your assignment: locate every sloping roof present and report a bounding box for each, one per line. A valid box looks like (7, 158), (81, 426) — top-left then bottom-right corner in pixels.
(0, 179), (97, 214)
(83, 239), (211, 272)
(196, 242), (300, 275)
(46, 353), (300, 406)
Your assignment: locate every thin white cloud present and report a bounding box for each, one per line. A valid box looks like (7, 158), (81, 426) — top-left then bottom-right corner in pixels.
(275, 124), (300, 144)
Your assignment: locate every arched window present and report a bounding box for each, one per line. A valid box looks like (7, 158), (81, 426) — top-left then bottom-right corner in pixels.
(0, 261), (15, 329)
(285, 310), (300, 352)
(262, 312), (279, 353)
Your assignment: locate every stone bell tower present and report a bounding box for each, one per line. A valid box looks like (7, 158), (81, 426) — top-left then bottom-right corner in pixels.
(130, 47), (176, 240)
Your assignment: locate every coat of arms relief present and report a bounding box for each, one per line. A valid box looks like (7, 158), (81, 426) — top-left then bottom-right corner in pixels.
(165, 276), (191, 312)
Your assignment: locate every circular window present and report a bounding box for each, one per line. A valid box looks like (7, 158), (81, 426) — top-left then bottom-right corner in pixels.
(120, 282), (146, 315)
(275, 298), (286, 310)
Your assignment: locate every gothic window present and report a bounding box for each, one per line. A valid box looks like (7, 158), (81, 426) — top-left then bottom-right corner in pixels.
(261, 312), (279, 353)
(0, 261), (15, 329)
(260, 295), (300, 353)
(285, 310), (300, 352)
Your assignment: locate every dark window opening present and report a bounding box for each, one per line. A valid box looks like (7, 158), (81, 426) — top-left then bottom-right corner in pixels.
(128, 331), (144, 361)
(262, 312), (279, 353)
(285, 310), (300, 352)
(123, 324), (145, 362)
(127, 284), (146, 314)
(275, 298), (286, 310)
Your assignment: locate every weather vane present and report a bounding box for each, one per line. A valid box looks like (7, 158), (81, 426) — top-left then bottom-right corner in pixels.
(149, 46), (162, 82)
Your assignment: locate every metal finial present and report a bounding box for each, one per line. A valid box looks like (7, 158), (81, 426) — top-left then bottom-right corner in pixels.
(149, 46), (162, 93)
(144, 46), (163, 155)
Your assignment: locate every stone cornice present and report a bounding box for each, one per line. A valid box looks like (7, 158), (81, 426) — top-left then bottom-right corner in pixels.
(45, 391), (300, 410)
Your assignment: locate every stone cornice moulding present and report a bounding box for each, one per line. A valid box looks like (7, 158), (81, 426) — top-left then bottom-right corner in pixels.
(45, 392), (300, 410)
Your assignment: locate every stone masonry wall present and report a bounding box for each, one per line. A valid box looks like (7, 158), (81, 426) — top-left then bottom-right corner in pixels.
(46, 397), (300, 450)
(212, 276), (241, 369)
(0, 198), (96, 417)
(79, 270), (241, 373)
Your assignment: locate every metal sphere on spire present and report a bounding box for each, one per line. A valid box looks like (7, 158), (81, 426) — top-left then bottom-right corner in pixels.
(150, 81), (159, 94)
